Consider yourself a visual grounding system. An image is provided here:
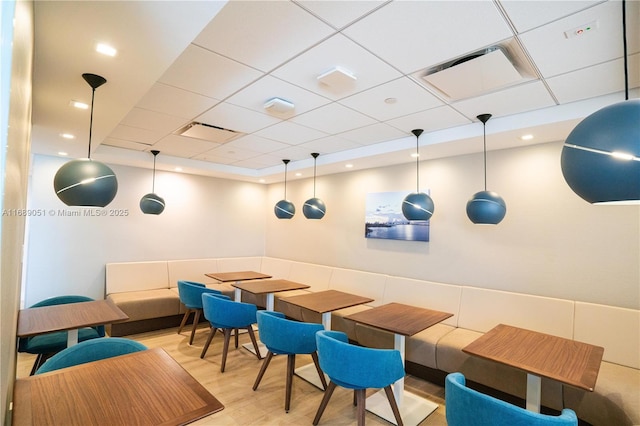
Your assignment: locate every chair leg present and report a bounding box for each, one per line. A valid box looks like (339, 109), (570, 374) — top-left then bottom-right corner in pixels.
(200, 326), (217, 358)
(285, 354), (296, 412)
(246, 326), (262, 360)
(313, 381), (337, 425)
(235, 328), (239, 348)
(177, 309), (191, 334)
(311, 352), (327, 390)
(383, 385), (403, 426)
(30, 353), (46, 376)
(355, 389), (366, 426)
(189, 309), (201, 345)
(253, 351), (274, 391)
(221, 328), (232, 372)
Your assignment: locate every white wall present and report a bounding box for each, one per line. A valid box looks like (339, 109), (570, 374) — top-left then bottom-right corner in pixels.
(266, 141), (640, 310)
(23, 154), (267, 306)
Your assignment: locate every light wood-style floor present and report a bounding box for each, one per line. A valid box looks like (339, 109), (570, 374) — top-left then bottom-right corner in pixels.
(16, 324), (448, 425)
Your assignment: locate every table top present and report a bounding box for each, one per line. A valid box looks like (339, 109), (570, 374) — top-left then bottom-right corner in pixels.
(346, 302), (453, 337)
(231, 279), (310, 295)
(204, 271), (272, 283)
(17, 299), (129, 338)
(12, 348), (224, 426)
(462, 323), (604, 392)
(281, 289), (374, 314)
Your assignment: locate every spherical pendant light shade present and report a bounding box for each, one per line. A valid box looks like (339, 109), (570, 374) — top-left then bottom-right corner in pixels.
(466, 190), (507, 224)
(402, 192), (434, 221)
(140, 193), (166, 215)
(303, 197), (326, 219)
(275, 199), (295, 219)
(54, 159), (118, 207)
(561, 99), (640, 204)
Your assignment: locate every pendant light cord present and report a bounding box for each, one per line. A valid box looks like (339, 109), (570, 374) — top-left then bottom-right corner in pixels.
(313, 157), (317, 197)
(152, 154), (156, 193)
(415, 134), (420, 192)
(284, 161), (288, 199)
(87, 87), (96, 159)
(623, 0), (629, 100)
(483, 121), (487, 191)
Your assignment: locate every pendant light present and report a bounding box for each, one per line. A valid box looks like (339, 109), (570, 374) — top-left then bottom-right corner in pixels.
(303, 153), (326, 219)
(466, 114), (507, 224)
(274, 159), (295, 219)
(139, 150), (165, 215)
(402, 129), (434, 221)
(54, 73), (118, 207)
(561, 0), (639, 204)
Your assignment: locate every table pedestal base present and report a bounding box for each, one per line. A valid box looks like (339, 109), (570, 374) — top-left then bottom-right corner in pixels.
(366, 388), (438, 426)
(294, 363), (328, 389)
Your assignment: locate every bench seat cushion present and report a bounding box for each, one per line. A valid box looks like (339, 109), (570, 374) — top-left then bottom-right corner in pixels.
(107, 289), (180, 322)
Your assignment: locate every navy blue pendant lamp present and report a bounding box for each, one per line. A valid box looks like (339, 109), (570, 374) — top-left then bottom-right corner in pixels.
(54, 73), (118, 207)
(402, 129), (434, 221)
(140, 150), (165, 215)
(274, 159), (295, 219)
(466, 114), (507, 224)
(561, 0), (639, 205)
(303, 153), (326, 219)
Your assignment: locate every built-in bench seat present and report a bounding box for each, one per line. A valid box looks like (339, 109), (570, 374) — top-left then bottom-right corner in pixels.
(105, 256), (639, 426)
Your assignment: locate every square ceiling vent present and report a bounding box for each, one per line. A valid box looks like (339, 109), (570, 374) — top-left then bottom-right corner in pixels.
(176, 122), (241, 143)
(421, 47), (527, 100)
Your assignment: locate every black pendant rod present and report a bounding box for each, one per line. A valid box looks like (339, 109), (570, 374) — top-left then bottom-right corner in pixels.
(282, 159), (290, 199)
(477, 114), (492, 191)
(623, 0), (629, 100)
(82, 73), (106, 159)
(411, 129), (423, 192)
(151, 150), (160, 193)
(311, 153), (319, 197)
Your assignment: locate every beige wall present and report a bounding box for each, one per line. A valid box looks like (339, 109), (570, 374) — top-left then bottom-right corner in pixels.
(1, 1), (33, 424)
(266, 141), (640, 310)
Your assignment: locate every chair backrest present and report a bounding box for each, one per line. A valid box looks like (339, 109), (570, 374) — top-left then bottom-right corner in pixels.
(19, 295), (105, 352)
(177, 280), (221, 308)
(34, 337), (147, 375)
(202, 293), (257, 329)
(315, 330), (404, 390)
(445, 373), (578, 426)
(257, 311), (324, 355)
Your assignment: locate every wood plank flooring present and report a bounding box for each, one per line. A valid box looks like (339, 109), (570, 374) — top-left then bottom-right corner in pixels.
(16, 324), (448, 425)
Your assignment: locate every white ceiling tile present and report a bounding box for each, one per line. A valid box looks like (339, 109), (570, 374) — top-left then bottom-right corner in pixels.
(343, 1), (514, 74)
(339, 77), (443, 121)
(158, 44), (263, 99)
(337, 123), (408, 146)
(136, 83), (220, 119)
(223, 134), (291, 154)
(191, 152), (237, 164)
(547, 54), (640, 104)
(108, 124), (164, 145)
(272, 33), (402, 100)
(208, 144), (262, 161)
(519, 1), (639, 78)
(255, 121), (328, 145)
(294, 0), (388, 30)
(225, 75), (331, 118)
(120, 108), (187, 134)
(385, 106), (471, 134)
(289, 103), (377, 134)
(452, 81), (556, 119)
(194, 1), (335, 72)
(298, 135), (361, 154)
(151, 134), (221, 158)
(234, 156), (282, 169)
(102, 138), (150, 151)
(271, 145), (316, 162)
(196, 102), (281, 134)
(499, 0), (605, 32)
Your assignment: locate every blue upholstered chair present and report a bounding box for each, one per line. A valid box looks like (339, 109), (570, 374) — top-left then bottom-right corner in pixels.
(445, 373), (578, 426)
(200, 293), (262, 372)
(253, 311), (327, 412)
(18, 295), (106, 375)
(35, 337), (147, 374)
(177, 280), (224, 345)
(313, 330), (405, 426)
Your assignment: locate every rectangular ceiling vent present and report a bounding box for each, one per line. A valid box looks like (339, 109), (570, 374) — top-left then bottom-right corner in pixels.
(420, 46), (528, 100)
(176, 122), (242, 143)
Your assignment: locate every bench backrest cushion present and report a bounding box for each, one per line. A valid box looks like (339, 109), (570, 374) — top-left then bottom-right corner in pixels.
(288, 261), (333, 292)
(383, 277), (461, 327)
(217, 256), (262, 272)
(458, 286), (574, 338)
(167, 259), (218, 288)
(329, 267), (386, 307)
(574, 302), (639, 369)
(260, 257), (292, 279)
(106, 261), (169, 294)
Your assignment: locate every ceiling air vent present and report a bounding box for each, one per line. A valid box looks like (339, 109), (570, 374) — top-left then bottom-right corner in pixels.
(176, 122), (241, 143)
(421, 46), (526, 100)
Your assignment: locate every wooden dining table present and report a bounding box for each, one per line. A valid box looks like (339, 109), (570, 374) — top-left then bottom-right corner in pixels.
(462, 323), (605, 413)
(346, 302), (453, 426)
(16, 298), (129, 347)
(12, 347), (224, 425)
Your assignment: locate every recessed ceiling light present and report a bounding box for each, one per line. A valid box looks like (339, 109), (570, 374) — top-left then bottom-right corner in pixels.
(259, 179), (266, 183)
(174, 167), (183, 172)
(345, 164), (353, 168)
(295, 172), (302, 177)
(70, 100), (88, 110)
(521, 134), (534, 141)
(384, 98), (397, 104)
(60, 133), (75, 139)
(96, 43), (117, 57)
(58, 152), (68, 156)
(411, 153), (419, 158)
